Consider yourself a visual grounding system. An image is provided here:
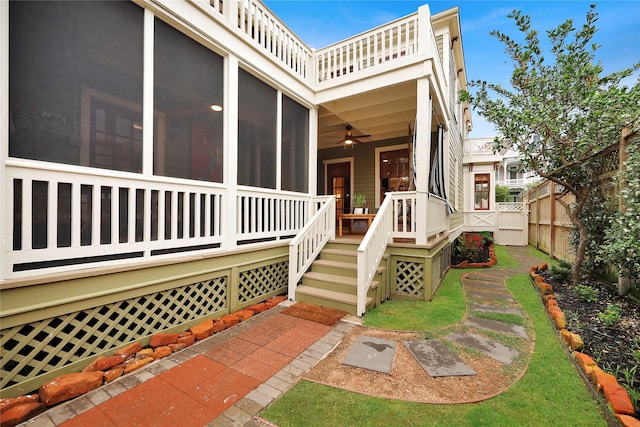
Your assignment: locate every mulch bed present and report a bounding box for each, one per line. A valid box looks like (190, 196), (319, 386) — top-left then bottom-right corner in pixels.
(538, 270), (640, 417)
(282, 302), (347, 326)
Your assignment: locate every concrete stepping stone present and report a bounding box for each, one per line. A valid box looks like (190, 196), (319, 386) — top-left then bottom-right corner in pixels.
(445, 330), (519, 365)
(471, 303), (523, 317)
(403, 340), (476, 377)
(464, 280), (507, 291)
(466, 289), (514, 302)
(465, 274), (504, 283)
(342, 335), (396, 374)
(465, 316), (527, 338)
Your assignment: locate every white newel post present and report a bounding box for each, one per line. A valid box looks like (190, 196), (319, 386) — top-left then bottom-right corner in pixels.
(222, 56), (239, 251)
(414, 78), (432, 245)
(223, 0), (237, 24)
(417, 4), (431, 55)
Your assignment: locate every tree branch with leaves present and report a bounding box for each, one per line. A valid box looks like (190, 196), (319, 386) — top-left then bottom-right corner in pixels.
(461, 4), (640, 285)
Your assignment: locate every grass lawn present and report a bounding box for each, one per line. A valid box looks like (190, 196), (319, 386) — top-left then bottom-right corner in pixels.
(259, 246), (607, 426)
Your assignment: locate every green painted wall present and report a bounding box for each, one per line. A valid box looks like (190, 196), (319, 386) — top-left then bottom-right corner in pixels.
(318, 136), (406, 212)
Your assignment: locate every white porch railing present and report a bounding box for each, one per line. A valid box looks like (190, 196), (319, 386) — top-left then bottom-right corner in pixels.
(287, 196), (335, 301)
(314, 13), (419, 84)
(356, 193), (394, 315)
(3, 159), (315, 279)
(392, 191), (416, 239)
(427, 194), (448, 238)
(236, 186), (312, 241)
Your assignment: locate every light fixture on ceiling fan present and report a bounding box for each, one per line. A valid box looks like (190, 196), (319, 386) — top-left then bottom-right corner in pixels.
(331, 124), (371, 146)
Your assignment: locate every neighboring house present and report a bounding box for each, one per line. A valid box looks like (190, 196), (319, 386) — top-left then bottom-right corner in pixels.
(462, 137), (530, 245)
(496, 147), (539, 201)
(1, 0), (470, 397)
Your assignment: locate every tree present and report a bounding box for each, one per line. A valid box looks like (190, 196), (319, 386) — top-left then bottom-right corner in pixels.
(495, 184), (511, 202)
(462, 5), (640, 285)
(599, 135), (640, 289)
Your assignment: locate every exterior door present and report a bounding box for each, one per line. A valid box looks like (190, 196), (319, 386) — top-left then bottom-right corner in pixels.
(326, 162), (351, 217)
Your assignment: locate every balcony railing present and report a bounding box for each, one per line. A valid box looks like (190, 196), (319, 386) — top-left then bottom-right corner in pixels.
(194, 0), (312, 82)
(194, 1), (446, 97)
(314, 13), (419, 84)
(3, 159), (314, 279)
(463, 140), (496, 156)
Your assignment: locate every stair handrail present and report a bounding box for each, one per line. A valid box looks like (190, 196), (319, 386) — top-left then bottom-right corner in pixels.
(356, 193), (394, 316)
(288, 196), (336, 301)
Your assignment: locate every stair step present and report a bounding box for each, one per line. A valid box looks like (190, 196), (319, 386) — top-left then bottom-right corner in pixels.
(312, 259), (357, 277)
(296, 285), (374, 310)
(302, 271), (357, 293)
(325, 241), (360, 251)
(320, 248), (357, 262)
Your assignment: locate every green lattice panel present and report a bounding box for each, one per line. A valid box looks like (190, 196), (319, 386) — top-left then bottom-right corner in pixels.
(1, 277), (226, 390)
(238, 261), (288, 303)
(395, 261), (424, 298)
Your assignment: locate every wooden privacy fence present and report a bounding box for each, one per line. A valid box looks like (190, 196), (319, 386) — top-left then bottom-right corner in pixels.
(526, 139), (623, 262)
(527, 181), (575, 261)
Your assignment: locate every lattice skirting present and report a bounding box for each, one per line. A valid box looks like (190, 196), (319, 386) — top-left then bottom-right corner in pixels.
(394, 259), (425, 298)
(1, 260), (288, 396)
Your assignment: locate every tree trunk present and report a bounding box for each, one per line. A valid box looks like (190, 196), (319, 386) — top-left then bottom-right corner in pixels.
(572, 219), (588, 286)
(558, 193), (588, 285)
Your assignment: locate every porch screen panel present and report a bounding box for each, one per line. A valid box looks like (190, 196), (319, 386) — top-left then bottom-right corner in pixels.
(430, 126), (454, 213)
(9, 1), (144, 172)
(281, 96), (309, 193)
(154, 19), (224, 182)
(238, 69), (277, 189)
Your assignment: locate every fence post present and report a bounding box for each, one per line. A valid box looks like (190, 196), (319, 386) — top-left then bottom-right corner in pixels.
(550, 182), (555, 259)
(535, 186), (540, 250)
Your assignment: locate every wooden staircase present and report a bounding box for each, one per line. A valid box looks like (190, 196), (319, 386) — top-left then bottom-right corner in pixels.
(294, 240), (390, 316)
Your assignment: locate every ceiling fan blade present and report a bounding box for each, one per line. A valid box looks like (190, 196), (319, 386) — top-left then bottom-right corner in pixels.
(352, 134), (371, 138)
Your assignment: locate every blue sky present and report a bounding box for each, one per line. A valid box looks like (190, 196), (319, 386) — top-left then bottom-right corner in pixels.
(263, 0), (640, 138)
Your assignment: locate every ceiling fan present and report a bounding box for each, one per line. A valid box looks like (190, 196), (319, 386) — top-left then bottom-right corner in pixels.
(331, 124), (371, 145)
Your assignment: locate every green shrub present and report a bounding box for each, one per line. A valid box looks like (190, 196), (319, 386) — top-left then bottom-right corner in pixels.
(597, 303), (622, 327)
(574, 284), (599, 303)
(551, 260), (572, 283)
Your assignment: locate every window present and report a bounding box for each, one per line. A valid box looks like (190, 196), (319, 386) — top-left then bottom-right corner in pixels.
(281, 96), (309, 193)
(154, 18), (224, 182)
(474, 174), (490, 210)
(379, 148), (410, 203)
(237, 69), (277, 188)
(9, 1), (144, 171)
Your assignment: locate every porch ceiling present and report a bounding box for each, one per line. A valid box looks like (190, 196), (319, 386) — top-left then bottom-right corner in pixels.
(317, 81), (417, 149)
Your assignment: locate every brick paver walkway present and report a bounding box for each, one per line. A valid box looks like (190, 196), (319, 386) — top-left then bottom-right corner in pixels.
(27, 306), (355, 427)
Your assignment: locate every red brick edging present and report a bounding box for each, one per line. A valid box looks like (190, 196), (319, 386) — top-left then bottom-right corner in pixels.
(529, 265), (639, 426)
(0, 296), (288, 427)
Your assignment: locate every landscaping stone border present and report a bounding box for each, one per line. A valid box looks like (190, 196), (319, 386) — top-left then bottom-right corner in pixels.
(529, 265), (640, 427)
(0, 296), (288, 427)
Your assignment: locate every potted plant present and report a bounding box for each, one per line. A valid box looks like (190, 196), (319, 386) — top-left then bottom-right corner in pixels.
(352, 194), (367, 214)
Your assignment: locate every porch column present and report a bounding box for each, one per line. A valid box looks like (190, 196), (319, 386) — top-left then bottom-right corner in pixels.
(414, 78), (431, 245)
(0, 0), (8, 280)
(276, 92), (282, 191)
(222, 56), (239, 250)
(308, 107), (318, 197)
